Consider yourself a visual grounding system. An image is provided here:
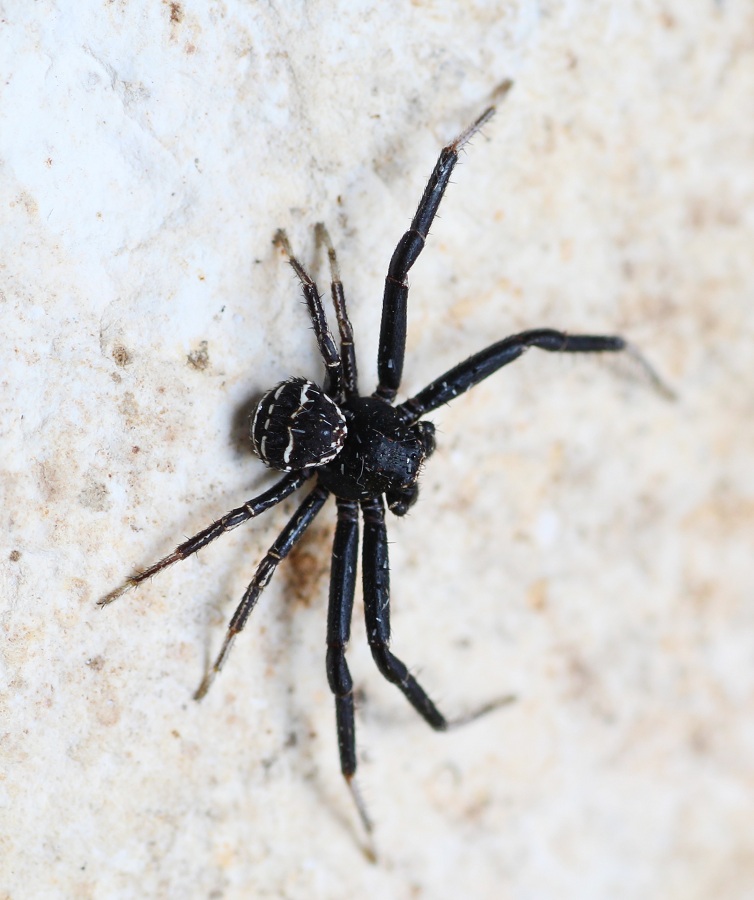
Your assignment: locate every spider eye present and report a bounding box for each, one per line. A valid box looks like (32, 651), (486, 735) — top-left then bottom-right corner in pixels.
(251, 377), (347, 472)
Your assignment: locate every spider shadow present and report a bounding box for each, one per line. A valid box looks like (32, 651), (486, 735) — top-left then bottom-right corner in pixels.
(229, 390), (265, 459)
(188, 388), (272, 658)
(183, 387), (285, 678)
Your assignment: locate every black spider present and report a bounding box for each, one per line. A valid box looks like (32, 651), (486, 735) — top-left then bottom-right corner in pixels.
(101, 104), (670, 834)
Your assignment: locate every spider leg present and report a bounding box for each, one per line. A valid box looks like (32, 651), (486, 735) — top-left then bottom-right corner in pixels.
(316, 224), (358, 399)
(375, 107), (496, 403)
(99, 471), (310, 606)
(273, 229), (342, 398)
(325, 498), (373, 832)
(397, 329), (674, 424)
(360, 495), (448, 729)
(362, 495), (516, 731)
(194, 484), (329, 700)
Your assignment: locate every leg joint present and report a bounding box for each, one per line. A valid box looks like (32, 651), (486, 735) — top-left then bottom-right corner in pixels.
(369, 643), (407, 686)
(326, 646), (353, 696)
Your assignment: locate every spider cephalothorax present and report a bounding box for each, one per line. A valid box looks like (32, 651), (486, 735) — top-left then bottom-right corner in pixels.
(317, 398), (435, 510)
(101, 99), (670, 835)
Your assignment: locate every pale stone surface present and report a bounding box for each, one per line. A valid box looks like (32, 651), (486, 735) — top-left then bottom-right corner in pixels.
(2, 3), (753, 898)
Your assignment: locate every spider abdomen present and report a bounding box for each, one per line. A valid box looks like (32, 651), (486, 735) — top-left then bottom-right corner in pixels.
(318, 397), (434, 501)
(251, 377), (347, 471)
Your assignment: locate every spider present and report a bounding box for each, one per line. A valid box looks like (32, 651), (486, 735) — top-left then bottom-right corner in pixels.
(101, 103), (670, 834)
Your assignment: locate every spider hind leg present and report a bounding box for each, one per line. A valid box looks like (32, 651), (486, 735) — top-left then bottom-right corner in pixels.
(98, 471), (309, 607)
(194, 485), (329, 700)
(273, 229), (342, 398)
(316, 223), (359, 399)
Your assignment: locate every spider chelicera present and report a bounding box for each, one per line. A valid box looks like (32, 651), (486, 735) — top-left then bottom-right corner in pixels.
(101, 104), (670, 833)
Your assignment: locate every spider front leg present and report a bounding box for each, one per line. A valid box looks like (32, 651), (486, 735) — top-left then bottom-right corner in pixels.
(375, 107), (496, 402)
(398, 329), (675, 423)
(325, 498), (372, 832)
(194, 485), (329, 700)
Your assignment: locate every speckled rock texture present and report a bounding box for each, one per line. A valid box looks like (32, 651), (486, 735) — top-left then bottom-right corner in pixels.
(2, 3), (753, 898)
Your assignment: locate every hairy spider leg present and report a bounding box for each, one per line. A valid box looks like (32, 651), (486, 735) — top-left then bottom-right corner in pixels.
(396, 329), (673, 424)
(273, 229), (343, 398)
(324, 498), (374, 832)
(360, 495), (514, 735)
(194, 485), (330, 700)
(316, 223), (358, 400)
(375, 106), (496, 403)
(360, 496), (448, 727)
(99, 471), (310, 607)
